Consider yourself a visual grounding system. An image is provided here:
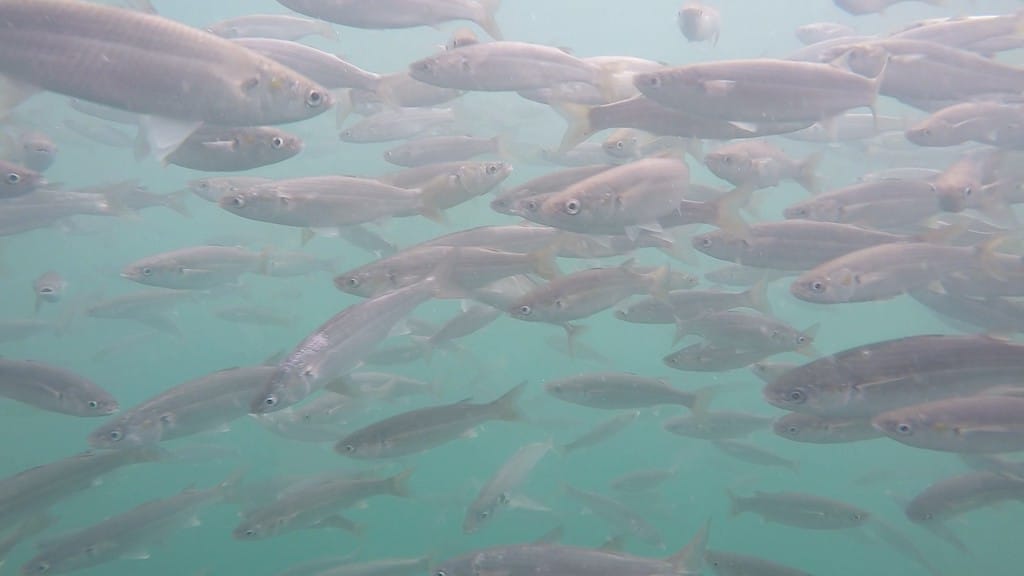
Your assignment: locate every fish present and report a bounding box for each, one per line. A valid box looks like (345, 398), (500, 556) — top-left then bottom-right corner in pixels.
(254, 392), (361, 443)
(233, 470), (411, 540)
(339, 107), (456, 143)
(335, 381), (525, 458)
(415, 302), (502, 355)
(121, 245), (267, 290)
(703, 141), (819, 193)
(664, 411), (774, 440)
(207, 13), (337, 41)
(187, 176), (272, 203)
(712, 440), (799, 472)
(616, 284), (770, 325)
(677, 3), (720, 46)
(675, 311), (818, 357)
(288, 557), (431, 576)
(0, 515), (55, 567)
(264, 250), (337, 277)
(773, 413), (881, 444)
(252, 267), (459, 413)
(559, 410), (640, 454)
(663, 343), (777, 373)
(610, 466), (678, 493)
(905, 102), (1024, 148)
(464, 441), (552, 533)
(906, 470), (1024, 525)
(749, 362), (798, 384)
(384, 135), (504, 167)
(833, 0), (948, 16)
(32, 270), (66, 313)
(873, 395), (1024, 453)
(727, 490), (870, 530)
(795, 22), (857, 45)
(275, 0), (503, 40)
(232, 38), (379, 91)
(88, 366), (275, 448)
(0, 358), (118, 417)
(1, 130), (57, 172)
(85, 289), (193, 334)
(545, 372), (708, 410)
(327, 372), (436, 402)
(0, 0), (331, 160)
(633, 58), (883, 124)
(165, 125), (303, 172)
(563, 484), (664, 547)
(435, 522), (709, 576)
(763, 334), (1024, 419)
(21, 478), (233, 575)
(705, 549), (812, 576)
(0, 448), (160, 534)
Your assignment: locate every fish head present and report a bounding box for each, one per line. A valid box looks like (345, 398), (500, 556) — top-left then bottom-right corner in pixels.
(537, 193), (594, 232)
(21, 556), (53, 575)
(19, 132), (58, 172)
(408, 54), (450, 84)
(73, 393), (119, 417)
(762, 378), (817, 414)
(691, 229), (742, 259)
(240, 62), (333, 124)
(261, 130), (304, 160)
(773, 414), (811, 440)
(789, 270), (855, 304)
(503, 195), (547, 219)
(904, 501), (936, 524)
(462, 499), (499, 533)
(904, 121), (953, 147)
(704, 150), (751, 184)
(0, 162), (43, 198)
(333, 266), (400, 298)
(120, 259), (163, 286)
(459, 162), (513, 195)
(841, 44), (889, 78)
(602, 134), (640, 159)
(232, 517), (271, 540)
(250, 365), (308, 414)
(871, 410), (922, 444)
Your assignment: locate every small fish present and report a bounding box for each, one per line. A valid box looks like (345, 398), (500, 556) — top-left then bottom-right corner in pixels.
(664, 411), (773, 440)
(677, 2), (720, 45)
(32, 270), (66, 312)
(0, 159), (45, 198)
(335, 381), (526, 459)
(546, 372), (707, 410)
(705, 549), (813, 576)
(0, 358), (118, 417)
(712, 440), (799, 472)
(773, 413), (881, 444)
(206, 13), (337, 41)
(564, 484), (664, 547)
(464, 441), (552, 533)
(121, 246), (267, 290)
(610, 466), (678, 493)
(727, 490), (870, 530)
(559, 411), (640, 454)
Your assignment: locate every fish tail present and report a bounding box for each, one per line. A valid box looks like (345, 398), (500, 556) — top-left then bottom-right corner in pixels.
(688, 385), (716, 413)
(411, 335), (435, 364)
(667, 518), (710, 575)
(528, 242), (563, 280)
(428, 250), (470, 300)
(745, 279), (773, 316)
(165, 189), (192, 217)
(563, 322), (587, 358)
(389, 468), (415, 497)
(489, 380), (527, 421)
(725, 488), (742, 516)
(712, 185), (752, 240)
(646, 264), (672, 303)
(475, 0), (504, 40)
(317, 21), (338, 41)
(417, 177), (451, 225)
(797, 152), (822, 195)
(655, 232), (698, 264)
(551, 101), (594, 154)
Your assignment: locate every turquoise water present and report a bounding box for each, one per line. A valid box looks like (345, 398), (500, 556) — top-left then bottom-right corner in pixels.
(2, 1), (1023, 575)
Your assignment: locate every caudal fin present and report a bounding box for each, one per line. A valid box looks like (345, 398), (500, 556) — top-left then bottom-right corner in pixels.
(796, 152), (822, 194)
(388, 468), (415, 497)
(552, 101), (595, 153)
(488, 380), (527, 421)
(475, 0), (504, 40)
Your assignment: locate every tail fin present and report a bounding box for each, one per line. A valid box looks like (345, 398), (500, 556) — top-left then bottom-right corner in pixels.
(552, 102), (595, 153)
(796, 152), (822, 194)
(163, 190), (192, 217)
(712, 186), (753, 239)
(475, 0), (503, 40)
(488, 380), (527, 421)
(667, 519), (710, 576)
(316, 21), (339, 41)
(744, 279), (773, 316)
(388, 468), (414, 497)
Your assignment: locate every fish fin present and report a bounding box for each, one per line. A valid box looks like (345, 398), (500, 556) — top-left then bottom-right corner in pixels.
(745, 279), (773, 316)
(551, 101), (594, 153)
(712, 185), (752, 240)
(533, 524), (564, 544)
(137, 116), (202, 163)
(317, 21), (338, 41)
(667, 518), (710, 575)
(528, 242), (563, 280)
(428, 250), (470, 299)
(318, 515), (363, 535)
(488, 380), (527, 421)
(563, 322), (586, 357)
(162, 190), (191, 217)
(923, 523), (972, 556)
(797, 152), (822, 194)
(475, 0), (504, 41)
(389, 468), (415, 497)
(411, 335), (435, 364)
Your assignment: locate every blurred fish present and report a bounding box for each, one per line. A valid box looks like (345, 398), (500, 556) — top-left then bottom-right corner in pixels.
(302, 557), (430, 576)
(275, 0), (503, 40)
(616, 284), (770, 325)
(384, 135), (504, 167)
(335, 381), (525, 458)
(664, 411), (773, 440)
(464, 441), (552, 533)
(327, 372), (436, 402)
(795, 22), (857, 45)
(340, 107), (455, 143)
(32, 270), (66, 313)
(86, 289), (193, 335)
(873, 395), (1024, 453)
(1, 130), (57, 171)
(712, 440), (798, 472)
(705, 549), (812, 576)
(545, 372), (707, 410)
(677, 2), (720, 46)
(22, 478), (234, 575)
(664, 343), (776, 373)
(233, 38), (379, 91)
(833, 0), (945, 16)
(727, 490), (869, 529)
(207, 13), (337, 40)
(564, 484), (664, 547)
(254, 392), (361, 442)
(610, 466), (678, 493)
(773, 413), (881, 444)
(0, 515), (54, 567)
(559, 410), (640, 454)
(704, 141), (819, 193)
(233, 469), (411, 540)
(187, 176), (272, 204)
(906, 470), (1024, 525)
(215, 306), (293, 327)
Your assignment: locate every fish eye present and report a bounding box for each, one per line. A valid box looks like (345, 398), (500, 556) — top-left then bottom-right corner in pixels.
(645, 76), (661, 87)
(564, 199), (581, 215)
(924, 512), (933, 520)
(786, 389), (805, 404)
(723, 156), (732, 164)
(436, 571), (447, 576)
(230, 195), (245, 208)
(39, 287), (54, 294)
(341, 444), (355, 453)
(518, 305), (532, 316)
(787, 425), (800, 434)
(810, 280), (825, 292)
(346, 277), (359, 287)
(108, 429), (122, 441)
(797, 335), (808, 344)
(478, 510), (489, 519)
(962, 186), (972, 197)
(141, 267), (153, 276)
(244, 529), (256, 537)
(554, 298), (566, 309)
(5, 172), (20, 184)
(896, 423), (913, 435)
(34, 561), (50, 573)
(523, 199), (538, 212)
(263, 395), (278, 407)
(242, 77), (260, 91)
(88, 400), (98, 409)
(700, 237), (713, 247)
(487, 164), (499, 175)
(306, 90), (324, 107)
(271, 136), (284, 148)
(615, 140), (624, 149)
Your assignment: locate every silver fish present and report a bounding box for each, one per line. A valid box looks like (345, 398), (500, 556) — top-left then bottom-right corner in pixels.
(464, 441), (552, 533)
(0, 358), (118, 417)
